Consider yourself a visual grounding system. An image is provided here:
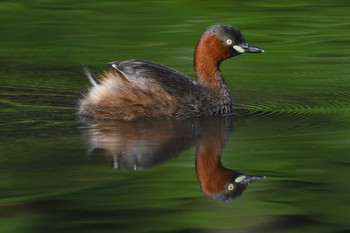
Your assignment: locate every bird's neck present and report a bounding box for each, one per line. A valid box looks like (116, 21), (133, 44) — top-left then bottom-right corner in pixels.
(193, 34), (232, 112)
(194, 34), (229, 88)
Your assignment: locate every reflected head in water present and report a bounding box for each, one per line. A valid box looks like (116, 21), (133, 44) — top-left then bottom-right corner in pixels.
(195, 117), (265, 201)
(197, 168), (265, 201)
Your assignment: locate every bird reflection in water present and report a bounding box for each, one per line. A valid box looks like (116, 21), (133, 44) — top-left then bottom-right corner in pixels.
(195, 118), (264, 201)
(80, 116), (264, 201)
(80, 119), (195, 170)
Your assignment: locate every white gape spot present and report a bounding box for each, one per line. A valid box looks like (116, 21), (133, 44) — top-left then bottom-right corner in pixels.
(233, 45), (245, 53)
(235, 175), (246, 183)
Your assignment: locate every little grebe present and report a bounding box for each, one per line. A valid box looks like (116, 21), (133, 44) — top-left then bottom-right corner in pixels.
(78, 24), (263, 120)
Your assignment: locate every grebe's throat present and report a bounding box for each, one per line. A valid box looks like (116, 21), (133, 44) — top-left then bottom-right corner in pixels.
(194, 34), (230, 86)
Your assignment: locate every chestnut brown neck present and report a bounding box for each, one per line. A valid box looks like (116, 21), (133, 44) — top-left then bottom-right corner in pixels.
(194, 34), (231, 87)
(195, 139), (231, 195)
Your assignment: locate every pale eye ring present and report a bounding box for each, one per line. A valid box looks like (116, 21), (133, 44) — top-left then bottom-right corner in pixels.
(226, 39), (233, 45)
(228, 183), (234, 190)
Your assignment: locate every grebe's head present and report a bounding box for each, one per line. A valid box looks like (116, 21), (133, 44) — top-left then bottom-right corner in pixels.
(209, 173), (265, 201)
(198, 24), (264, 61)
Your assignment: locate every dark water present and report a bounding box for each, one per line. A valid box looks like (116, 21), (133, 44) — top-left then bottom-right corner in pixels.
(1, 1), (350, 232)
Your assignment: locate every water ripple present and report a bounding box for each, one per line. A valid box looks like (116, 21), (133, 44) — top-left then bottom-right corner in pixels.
(235, 99), (350, 119)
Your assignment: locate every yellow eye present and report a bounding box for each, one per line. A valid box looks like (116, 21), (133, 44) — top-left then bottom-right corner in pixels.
(228, 183), (234, 190)
(226, 39), (233, 45)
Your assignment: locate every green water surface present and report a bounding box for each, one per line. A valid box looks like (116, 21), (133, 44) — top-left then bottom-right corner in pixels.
(1, 1), (350, 233)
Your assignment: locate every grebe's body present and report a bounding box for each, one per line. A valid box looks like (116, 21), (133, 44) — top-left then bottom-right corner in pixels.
(78, 24), (263, 120)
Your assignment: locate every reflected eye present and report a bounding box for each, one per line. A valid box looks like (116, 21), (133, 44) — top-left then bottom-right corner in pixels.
(228, 183), (234, 190)
(226, 39), (233, 45)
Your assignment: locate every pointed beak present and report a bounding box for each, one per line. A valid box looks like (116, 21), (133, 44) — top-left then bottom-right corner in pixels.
(235, 175), (265, 185)
(234, 43), (264, 54)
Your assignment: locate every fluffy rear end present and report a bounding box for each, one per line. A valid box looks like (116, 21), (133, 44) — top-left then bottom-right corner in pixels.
(78, 69), (178, 120)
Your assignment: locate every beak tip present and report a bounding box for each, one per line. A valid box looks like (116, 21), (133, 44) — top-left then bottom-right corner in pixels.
(242, 175), (265, 185)
(239, 43), (264, 54)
